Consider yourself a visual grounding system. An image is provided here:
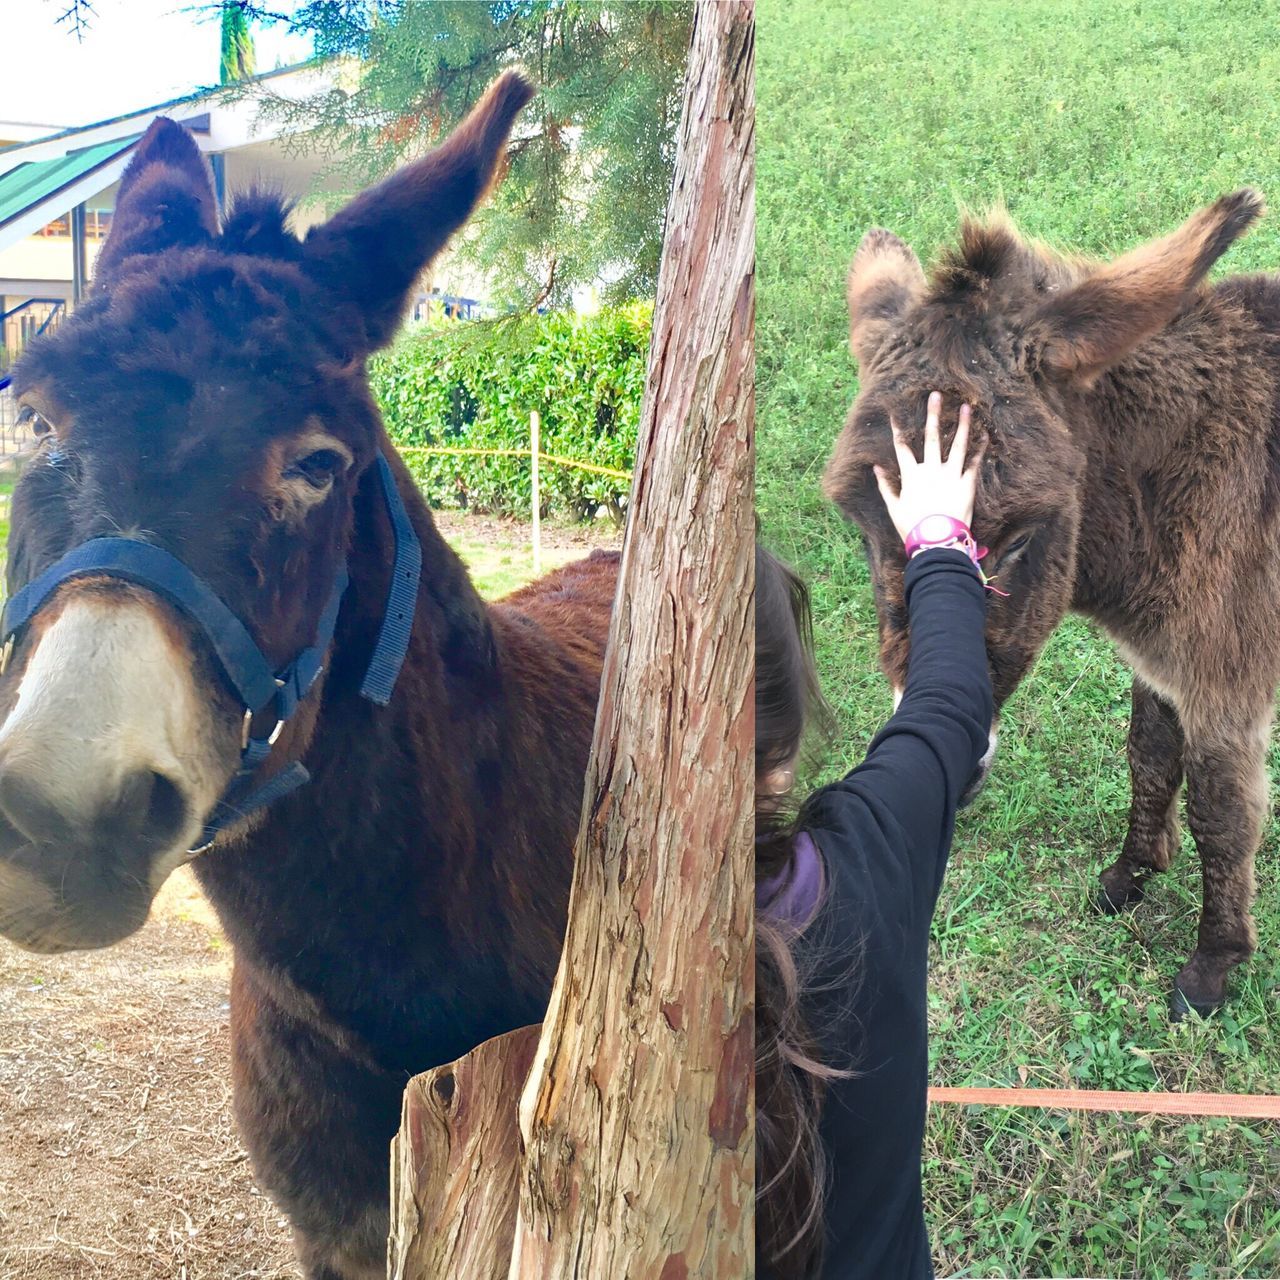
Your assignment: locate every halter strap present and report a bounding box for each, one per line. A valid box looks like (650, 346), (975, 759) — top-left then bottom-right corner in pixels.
(361, 452), (423, 706)
(1, 537), (282, 712)
(0, 450), (422, 853)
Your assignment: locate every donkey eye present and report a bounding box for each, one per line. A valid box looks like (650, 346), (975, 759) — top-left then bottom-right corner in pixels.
(17, 406), (55, 440)
(1000, 533), (1032, 563)
(288, 449), (347, 489)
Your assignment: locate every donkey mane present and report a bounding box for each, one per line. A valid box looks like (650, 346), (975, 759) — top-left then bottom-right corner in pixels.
(931, 214), (1034, 295)
(220, 188), (303, 260)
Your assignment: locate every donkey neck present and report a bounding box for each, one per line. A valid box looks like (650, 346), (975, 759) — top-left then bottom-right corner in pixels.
(1068, 286), (1279, 618)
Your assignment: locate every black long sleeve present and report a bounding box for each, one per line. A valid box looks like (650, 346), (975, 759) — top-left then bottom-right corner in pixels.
(799, 548), (993, 1280)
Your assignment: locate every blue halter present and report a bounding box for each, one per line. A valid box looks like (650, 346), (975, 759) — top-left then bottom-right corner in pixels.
(0, 451), (421, 853)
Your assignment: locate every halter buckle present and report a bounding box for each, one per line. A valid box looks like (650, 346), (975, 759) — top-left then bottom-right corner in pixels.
(241, 707), (286, 750)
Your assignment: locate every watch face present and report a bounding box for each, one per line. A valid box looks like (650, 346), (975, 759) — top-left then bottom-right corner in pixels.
(918, 513), (955, 542)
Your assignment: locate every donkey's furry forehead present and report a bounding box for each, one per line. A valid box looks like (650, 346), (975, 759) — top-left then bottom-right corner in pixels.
(850, 189), (1264, 392)
(926, 213), (1080, 306)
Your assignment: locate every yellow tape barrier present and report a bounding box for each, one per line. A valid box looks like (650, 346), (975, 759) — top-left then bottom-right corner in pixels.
(396, 445), (632, 482)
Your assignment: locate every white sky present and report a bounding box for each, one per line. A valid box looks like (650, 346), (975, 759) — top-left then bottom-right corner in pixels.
(0, 1), (314, 129)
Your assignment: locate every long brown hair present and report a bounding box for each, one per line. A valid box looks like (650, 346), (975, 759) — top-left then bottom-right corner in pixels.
(755, 544), (839, 1277)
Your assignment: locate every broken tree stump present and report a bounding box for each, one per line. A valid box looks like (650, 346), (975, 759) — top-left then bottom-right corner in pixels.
(388, 1026), (541, 1280)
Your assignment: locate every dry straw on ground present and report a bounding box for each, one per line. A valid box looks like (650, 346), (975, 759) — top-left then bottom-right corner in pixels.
(0, 870), (296, 1279)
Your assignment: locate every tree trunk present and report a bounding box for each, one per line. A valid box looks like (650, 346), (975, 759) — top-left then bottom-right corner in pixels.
(388, 1026), (541, 1280)
(387, 0), (755, 1272)
(510, 0), (756, 1273)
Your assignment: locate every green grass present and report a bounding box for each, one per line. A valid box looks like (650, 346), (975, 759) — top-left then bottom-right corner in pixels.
(436, 515), (600, 600)
(0, 477), (13, 584)
(758, 1), (1280, 1275)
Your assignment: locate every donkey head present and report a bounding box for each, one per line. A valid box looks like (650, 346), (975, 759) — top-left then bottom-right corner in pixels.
(825, 190), (1262, 798)
(0, 72), (533, 952)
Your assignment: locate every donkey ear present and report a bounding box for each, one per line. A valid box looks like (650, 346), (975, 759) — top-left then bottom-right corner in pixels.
(93, 118), (219, 288)
(303, 70), (535, 353)
(1034, 189), (1264, 385)
(847, 229), (925, 365)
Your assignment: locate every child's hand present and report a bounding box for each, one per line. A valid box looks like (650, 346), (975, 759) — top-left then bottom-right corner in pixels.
(873, 392), (981, 543)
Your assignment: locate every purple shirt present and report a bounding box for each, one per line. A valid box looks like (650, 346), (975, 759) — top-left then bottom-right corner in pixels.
(757, 829), (825, 928)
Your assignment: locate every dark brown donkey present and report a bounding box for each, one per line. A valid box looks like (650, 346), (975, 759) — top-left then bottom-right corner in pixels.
(0, 75), (617, 1279)
(824, 190), (1278, 1020)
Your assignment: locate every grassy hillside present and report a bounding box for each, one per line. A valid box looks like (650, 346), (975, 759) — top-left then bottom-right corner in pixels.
(757, 2), (1280, 1276)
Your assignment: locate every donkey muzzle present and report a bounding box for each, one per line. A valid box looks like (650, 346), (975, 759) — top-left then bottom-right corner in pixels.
(960, 725), (1000, 808)
(0, 590), (233, 950)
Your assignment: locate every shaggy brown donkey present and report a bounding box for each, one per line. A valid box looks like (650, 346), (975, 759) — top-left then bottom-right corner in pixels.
(0, 75), (617, 1279)
(824, 189), (1277, 1020)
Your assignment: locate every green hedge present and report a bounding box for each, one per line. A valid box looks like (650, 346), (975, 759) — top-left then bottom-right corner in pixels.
(370, 302), (650, 522)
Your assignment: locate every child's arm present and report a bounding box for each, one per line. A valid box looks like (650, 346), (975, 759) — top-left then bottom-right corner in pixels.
(804, 392), (992, 923)
(807, 549), (991, 913)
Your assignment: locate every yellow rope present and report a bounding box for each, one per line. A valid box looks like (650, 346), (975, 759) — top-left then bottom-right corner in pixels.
(395, 445), (632, 482)
(539, 451), (633, 481)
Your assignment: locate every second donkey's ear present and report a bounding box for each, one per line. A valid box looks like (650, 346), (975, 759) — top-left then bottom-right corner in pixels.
(303, 70), (534, 354)
(1033, 188), (1264, 386)
(846, 228), (925, 366)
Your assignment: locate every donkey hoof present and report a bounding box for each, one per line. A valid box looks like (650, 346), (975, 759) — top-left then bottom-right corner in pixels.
(1169, 985), (1224, 1022)
(1093, 881), (1144, 916)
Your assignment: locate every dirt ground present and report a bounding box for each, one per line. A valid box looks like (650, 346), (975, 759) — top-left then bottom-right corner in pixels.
(0, 513), (619, 1279)
(431, 507), (619, 554)
(0, 870), (297, 1278)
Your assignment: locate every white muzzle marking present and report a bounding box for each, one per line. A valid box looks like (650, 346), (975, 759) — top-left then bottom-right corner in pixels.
(0, 593), (228, 885)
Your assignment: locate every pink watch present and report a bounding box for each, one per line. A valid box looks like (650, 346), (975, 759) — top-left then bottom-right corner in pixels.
(903, 514), (986, 568)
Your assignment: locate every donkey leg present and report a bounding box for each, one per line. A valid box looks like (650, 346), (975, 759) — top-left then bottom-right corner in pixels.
(1174, 730), (1266, 1018)
(294, 1230), (388, 1280)
(1096, 679), (1185, 914)
(229, 964), (401, 1280)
